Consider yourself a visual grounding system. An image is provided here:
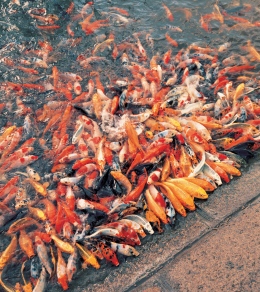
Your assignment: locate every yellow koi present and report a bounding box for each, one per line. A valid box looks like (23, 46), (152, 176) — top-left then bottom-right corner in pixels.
(232, 83), (244, 102)
(28, 206), (47, 221)
(125, 120), (144, 154)
(162, 181), (196, 211)
(155, 182), (187, 217)
(166, 178), (208, 199)
(0, 236), (17, 270)
(0, 126), (16, 143)
(26, 178), (47, 196)
(93, 38), (114, 55)
(110, 171), (132, 194)
(145, 189), (168, 224)
(76, 243), (100, 269)
(51, 234), (75, 254)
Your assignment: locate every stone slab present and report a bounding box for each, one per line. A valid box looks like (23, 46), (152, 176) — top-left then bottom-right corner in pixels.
(194, 159), (260, 222)
(130, 197), (260, 292)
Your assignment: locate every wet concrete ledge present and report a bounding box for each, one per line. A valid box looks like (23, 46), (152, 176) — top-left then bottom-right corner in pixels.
(49, 159), (260, 292)
(130, 196), (260, 292)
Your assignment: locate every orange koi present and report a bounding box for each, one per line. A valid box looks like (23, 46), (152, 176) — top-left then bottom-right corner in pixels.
(57, 249), (69, 290)
(57, 183), (67, 197)
(183, 177), (215, 192)
(109, 6), (129, 16)
(65, 186), (76, 211)
(55, 202), (66, 234)
(126, 152), (143, 176)
(104, 144), (113, 166)
(222, 11), (250, 23)
(72, 157), (95, 170)
(82, 19), (109, 35)
(43, 112), (62, 135)
(143, 143), (170, 162)
(0, 176), (19, 198)
(0, 236), (17, 270)
(54, 87), (73, 101)
(110, 171), (132, 195)
(225, 65), (255, 74)
(36, 25), (60, 30)
(200, 16), (210, 32)
(166, 178), (208, 199)
(16, 66), (39, 75)
(57, 104), (73, 136)
(155, 183), (187, 217)
(55, 145), (75, 165)
(22, 83), (45, 91)
(206, 159), (230, 183)
(40, 199), (57, 225)
(224, 134), (254, 150)
(19, 230), (35, 258)
(163, 49), (172, 64)
(124, 170), (147, 203)
(38, 40), (53, 52)
(34, 232), (52, 244)
(52, 66), (59, 88)
(162, 3), (174, 21)
(61, 202), (81, 226)
(7, 217), (41, 234)
(26, 178), (47, 197)
(177, 7), (192, 21)
(66, 2), (75, 14)
(169, 152), (184, 178)
(154, 87), (171, 103)
(92, 93), (102, 120)
(161, 156), (171, 181)
(28, 206), (47, 221)
(67, 23), (75, 37)
(214, 162), (241, 176)
(125, 121), (144, 154)
(145, 189), (168, 224)
(165, 33), (178, 47)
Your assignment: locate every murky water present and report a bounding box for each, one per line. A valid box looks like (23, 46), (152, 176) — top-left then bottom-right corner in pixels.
(0, 0), (260, 291)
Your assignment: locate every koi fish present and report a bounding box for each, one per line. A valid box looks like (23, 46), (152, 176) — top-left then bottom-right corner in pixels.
(162, 3), (174, 21)
(0, 236), (17, 270)
(0, 2), (259, 291)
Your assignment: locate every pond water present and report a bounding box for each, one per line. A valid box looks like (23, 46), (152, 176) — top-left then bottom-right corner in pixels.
(0, 0), (260, 291)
